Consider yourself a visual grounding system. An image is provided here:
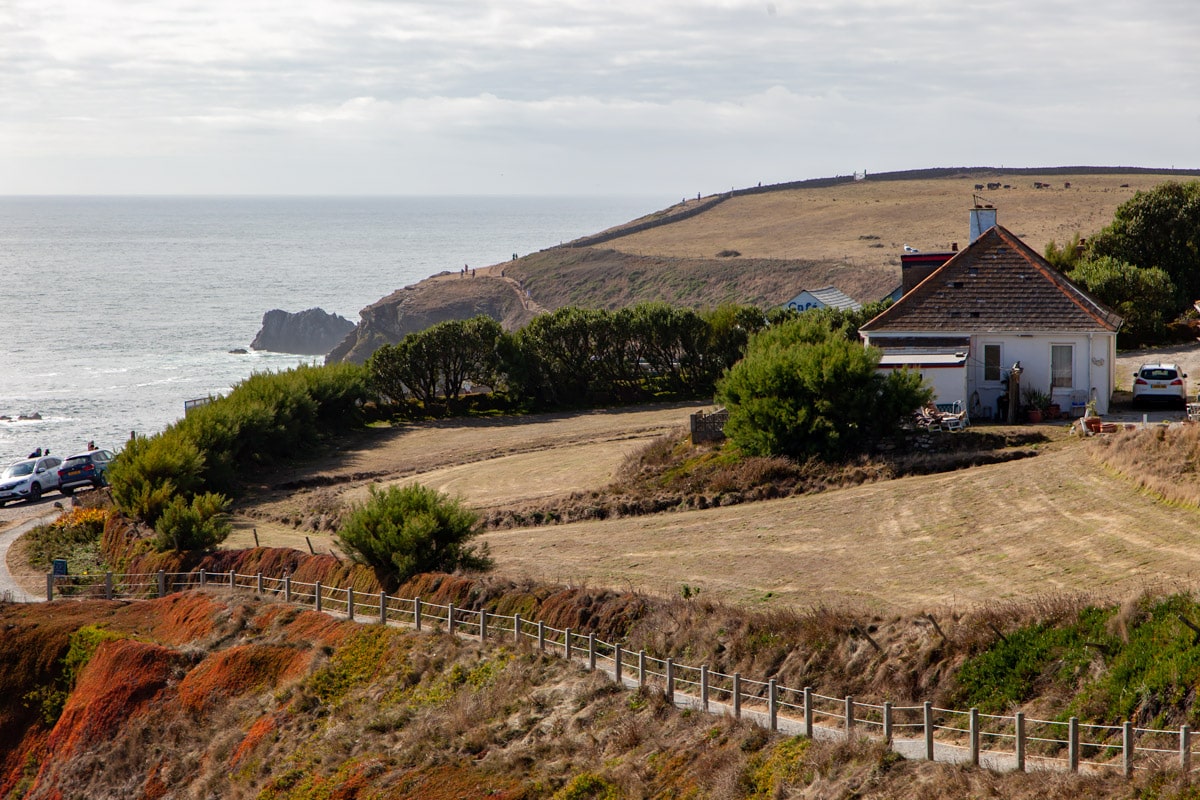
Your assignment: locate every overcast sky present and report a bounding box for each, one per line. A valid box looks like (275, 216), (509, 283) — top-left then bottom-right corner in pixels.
(2, 0), (1197, 196)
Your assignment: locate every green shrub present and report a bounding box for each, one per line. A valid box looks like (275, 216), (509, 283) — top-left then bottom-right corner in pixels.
(336, 483), (491, 587)
(152, 492), (231, 552)
(107, 431), (204, 526)
(715, 315), (930, 460)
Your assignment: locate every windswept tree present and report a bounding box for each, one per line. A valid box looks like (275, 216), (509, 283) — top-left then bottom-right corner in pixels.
(715, 315), (929, 460)
(1068, 256), (1176, 344)
(1086, 180), (1200, 310)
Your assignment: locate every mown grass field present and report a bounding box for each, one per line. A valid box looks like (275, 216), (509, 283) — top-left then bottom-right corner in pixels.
(218, 382), (1200, 617)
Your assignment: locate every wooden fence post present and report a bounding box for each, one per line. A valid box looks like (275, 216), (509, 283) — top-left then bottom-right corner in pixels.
(768, 679), (778, 732)
(804, 686), (813, 738)
(379, 592), (388, 624)
(1015, 711), (1026, 772)
(45, 573), (53, 602)
(284, 575), (291, 603)
(638, 650), (646, 688)
(614, 644), (623, 684)
(564, 628), (572, 659)
(969, 707), (980, 766)
(1069, 717), (1080, 772)
(883, 702), (893, 744)
(666, 658), (675, 704)
(480, 609), (487, 641)
(256, 572), (263, 596)
(588, 633), (596, 670)
(315, 581), (322, 613)
(414, 597), (422, 631)
(448, 603), (455, 634)
(1182, 724), (1192, 774)
(733, 673), (742, 719)
(514, 613), (522, 645)
(924, 701), (934, 761)
(105, 572), (113, 601)
(845, 695), (854, 736)
(157, 570), (165, 598)
(700, 665), (709, 711)
(347, 587), (355, 621)
(229, 569), (235, 596)
(1123, 720), (1133, 778)
(199, 568), (206, 587)
(537, 621), (545, 651)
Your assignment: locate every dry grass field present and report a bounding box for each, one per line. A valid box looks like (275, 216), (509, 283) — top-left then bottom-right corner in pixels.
(480, 439), (1200, 614)
(219, 344), (1200, 617)
(608, 172), (1173, 272)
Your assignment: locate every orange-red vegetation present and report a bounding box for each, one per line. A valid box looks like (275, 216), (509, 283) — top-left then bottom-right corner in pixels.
(178, 644), (309, 715)
(386, 764), (525, 800)
(42, 639), (178, 758)
(138, 592), (223, 645)
(229, 712), (282, 768)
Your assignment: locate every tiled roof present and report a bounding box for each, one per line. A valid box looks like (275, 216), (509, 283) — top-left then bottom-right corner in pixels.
(806, 286), (862, 311)
(859, 226), (1123, 334)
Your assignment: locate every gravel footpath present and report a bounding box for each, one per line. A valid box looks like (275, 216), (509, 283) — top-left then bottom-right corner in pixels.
(0, 510), (57, 602)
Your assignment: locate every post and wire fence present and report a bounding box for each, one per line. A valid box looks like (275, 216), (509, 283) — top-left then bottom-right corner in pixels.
(43, 568), (1198, 778)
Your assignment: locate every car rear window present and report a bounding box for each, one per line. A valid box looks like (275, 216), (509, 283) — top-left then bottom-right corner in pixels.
(62, 456), (92, 468)
(1141, 368), (1178, 380)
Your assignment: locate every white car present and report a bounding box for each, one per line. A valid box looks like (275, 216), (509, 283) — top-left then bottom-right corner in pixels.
(1132, 363), (1188, 409)
(0, 455), (64, 506)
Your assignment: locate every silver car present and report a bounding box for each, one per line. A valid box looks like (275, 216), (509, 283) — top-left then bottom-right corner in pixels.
(0, 455), (63, 506)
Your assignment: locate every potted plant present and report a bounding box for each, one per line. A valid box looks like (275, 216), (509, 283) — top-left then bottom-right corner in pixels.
(1083, 398), (1102, 433)
(1022, 387), (1051, 423)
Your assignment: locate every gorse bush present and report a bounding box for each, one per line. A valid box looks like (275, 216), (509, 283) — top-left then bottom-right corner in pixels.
(107, 431), (205, 526)
(337, 483), (492, 587)
(22, 507), (112, 570)
(152, 492), (232, 552)
(107, 362), (370, 527)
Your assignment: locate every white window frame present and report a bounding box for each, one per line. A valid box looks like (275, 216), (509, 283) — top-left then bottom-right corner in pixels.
(1050, 344), (1074, 389)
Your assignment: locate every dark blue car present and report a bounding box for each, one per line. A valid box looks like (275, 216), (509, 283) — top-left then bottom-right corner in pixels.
(57, 449), (115, 496)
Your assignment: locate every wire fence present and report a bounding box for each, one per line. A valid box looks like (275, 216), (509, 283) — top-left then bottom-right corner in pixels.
(43, 568), (1196, 778)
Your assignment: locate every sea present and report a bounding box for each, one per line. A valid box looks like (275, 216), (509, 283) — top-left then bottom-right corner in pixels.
(0, 195), (656, 465)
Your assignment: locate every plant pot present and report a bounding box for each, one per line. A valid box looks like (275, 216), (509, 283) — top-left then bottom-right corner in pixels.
(1047, 403), (1061, 420)
(1084, 417), (1102, 433)
(1027, 409), (1043, 423)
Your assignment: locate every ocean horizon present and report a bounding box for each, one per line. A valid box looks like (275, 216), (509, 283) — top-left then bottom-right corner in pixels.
(0, 194), (657, 464)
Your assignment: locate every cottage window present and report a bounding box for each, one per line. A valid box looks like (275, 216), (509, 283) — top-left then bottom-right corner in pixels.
(1051, 344), (1073, 389)
(983, 344), (1002, 382)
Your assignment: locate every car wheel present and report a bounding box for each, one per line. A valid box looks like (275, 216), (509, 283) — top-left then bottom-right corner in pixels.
(0, 500), (6, 508)
(28, 483), (42, 502)
(60, 486), (74, 496)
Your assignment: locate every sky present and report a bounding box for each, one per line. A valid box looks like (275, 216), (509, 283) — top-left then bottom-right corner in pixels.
(2, 0), (1198, 196)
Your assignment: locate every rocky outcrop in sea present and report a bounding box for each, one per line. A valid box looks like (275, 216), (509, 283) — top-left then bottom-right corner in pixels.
(250, 308), (357, 355)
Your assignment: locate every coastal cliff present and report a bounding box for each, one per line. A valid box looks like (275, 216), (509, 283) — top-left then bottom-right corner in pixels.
(324, 168), (1199, 366)
(326, 274), (538, 364)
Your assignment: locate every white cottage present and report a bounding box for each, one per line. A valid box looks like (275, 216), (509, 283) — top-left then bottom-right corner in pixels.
(858, 221), (1123, 419)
